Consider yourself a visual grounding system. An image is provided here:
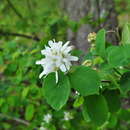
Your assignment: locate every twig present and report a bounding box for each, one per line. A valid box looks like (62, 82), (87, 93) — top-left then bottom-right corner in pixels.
(101, 80), (111, 83)
(113, 68), (122, 76)
(0, 113), (30, 126)
(107, 30), (116, 33)
(6, 0), (24, 19)
(0, 30), (40, 41)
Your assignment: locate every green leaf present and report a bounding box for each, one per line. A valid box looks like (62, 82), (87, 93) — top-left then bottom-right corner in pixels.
(118, 108), (130, 121)
(82, 102), (91, 122)
(43, 72), (70, 110)
(107, 46), (126, 67)
(107, 45), (130, 67)
(22, 87), (30, 99)
(25, 104), (35, 121)
(122, 44), (130, 63)
(0, 56), (3, 65)
(122, 23), (130, 44)
(103, 90), (121, 113)
(83, 95), (108, 126)
(120, 71), (130, 95)
(107, 74), (120, 89)
(107, 114), (118, 128)
(0, 98), (5, 107)
(69, 66), (100, 96)
(73, 96), (84, 108)
(96, 29), (106, 57)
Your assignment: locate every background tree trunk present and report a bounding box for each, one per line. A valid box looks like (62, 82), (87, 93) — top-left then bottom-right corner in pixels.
(61, 0), (118, 52)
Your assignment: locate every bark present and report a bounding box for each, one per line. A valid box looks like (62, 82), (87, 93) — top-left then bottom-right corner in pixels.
(61, 0), (118, 52)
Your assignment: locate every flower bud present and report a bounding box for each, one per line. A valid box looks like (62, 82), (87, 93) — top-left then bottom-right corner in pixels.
(87, 32), (97, 42)
(82, 59), (92, 67)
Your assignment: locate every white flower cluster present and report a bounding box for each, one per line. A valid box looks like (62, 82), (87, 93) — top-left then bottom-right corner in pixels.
(39, 114), (52, 130)
(43, 113), (52, 123)
(64, 111), (73, 121)
(40, 126), (47, 130)
(36, 40), (78, 83)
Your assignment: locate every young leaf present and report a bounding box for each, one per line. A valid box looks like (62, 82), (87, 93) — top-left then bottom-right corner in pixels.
(83, 95), (108, 126)
(96, 29), (106, 57)
(22, 87), (30, 99)
(43, 72), (70, 110)
(122, 23), (130, 44)
(25, 104), (35, 121)
(73, 96), (84, 108)
(69, 66), (100, 96)
(82, 102), (91, 122)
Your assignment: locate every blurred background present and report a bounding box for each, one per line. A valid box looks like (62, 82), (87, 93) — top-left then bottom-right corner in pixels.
(0, 0), (130, 129)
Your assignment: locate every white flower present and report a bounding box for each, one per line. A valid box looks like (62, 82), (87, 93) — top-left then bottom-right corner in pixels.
(119, 66), (123, 69)
(40, 126), (47, 130)
(36, 40), (78, 83)
(75, 91), (80, 95)
(43, 114), (52, 123)
(64, 111), (73, 121)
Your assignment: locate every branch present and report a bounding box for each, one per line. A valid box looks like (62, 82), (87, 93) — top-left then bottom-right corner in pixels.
(101, 80), (111, 83)
(6, 0), (24, 19)
(0, 113), (30, 126)
(0, 30), (40, 41)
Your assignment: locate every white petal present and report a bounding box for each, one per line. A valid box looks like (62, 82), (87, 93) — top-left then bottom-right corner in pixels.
(36, 59), (46, 65)
(61, 41), (70, 51)
(57, 41), (63, 47)
(44, 64), (55, 74)
(64, 46), (73, 53)
(60, 64), (67, 72)
(55, 71), (58, 84)
(63, 58), (71, 70)
(48, 40), (54, 47)
(36, 60), (41, 65)
(41, 47), (51, 55)
(39, 71), (46, 78)
(55, 59), (62, 67)
(41, 50), (46, 55)
(65, 62), (71, 70)
(68, 56), (78, 61)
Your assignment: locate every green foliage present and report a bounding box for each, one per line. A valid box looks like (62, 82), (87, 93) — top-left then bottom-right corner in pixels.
(122, 23), (130, 44)
(96, 29), (106, 57)
(43, 72), (70, 110)
(107, 45), (130, 67)
(73, 96), (84, 108)
(107, 114), (118, 128)
(115, 0), (130, 14)
(1, 0), (130, 129)
(103, 90), (121, 113)
(69, 66), (100, 96)
(25, 104), (35, 121)
(83, 95), (108, 126)
(120, 72), (130, 95)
